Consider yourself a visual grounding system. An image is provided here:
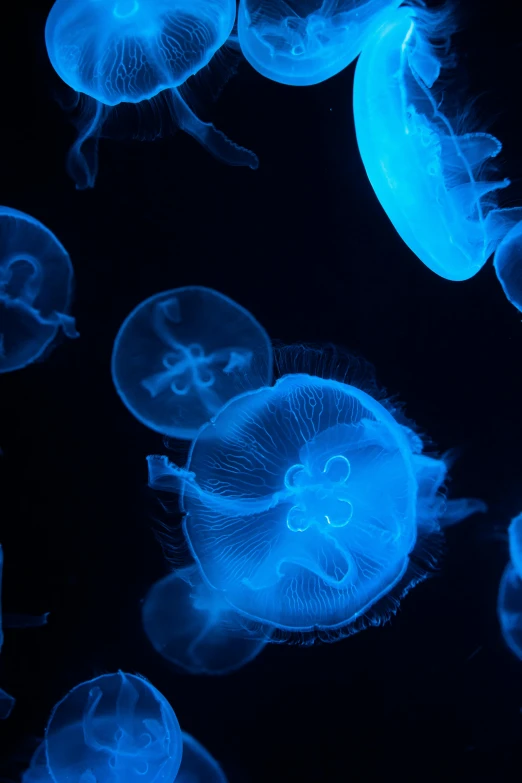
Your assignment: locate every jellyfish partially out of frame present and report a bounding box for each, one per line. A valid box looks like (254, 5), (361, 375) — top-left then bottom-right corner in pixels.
(177, 732), (228, 783)
(237, 0), (402, 86)
(497, 513), (522, 660)
(494, 220), (522, 314)
(112, 286), (272, 439)
(0, 207), (78, 373)
(142, 565), (268, 675)
(353, 5), (522, 281)
(44, 672), (183, 783)
(147, 346), (486, 642)
(45, 0), (258, 189)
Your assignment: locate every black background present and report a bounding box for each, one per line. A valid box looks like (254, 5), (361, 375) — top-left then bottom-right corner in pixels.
(1, 0), (522, 780)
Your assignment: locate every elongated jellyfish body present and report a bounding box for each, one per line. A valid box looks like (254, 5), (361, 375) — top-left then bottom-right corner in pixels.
(178, 733), (228, 783)
(494, 220), (522, 313)
(45, 672), (183, 783)
(112, 286), (272, 439)
(45, 0), (258, 188)
(237, 0), (402, 85)
(353, 7), (522, 281)
(498, 513), (522, 660)
(142, 566), (268, 675)
(0, 207), (78, 372)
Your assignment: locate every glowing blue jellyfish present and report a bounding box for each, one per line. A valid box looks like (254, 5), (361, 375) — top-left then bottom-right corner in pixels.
(21, 742), (52, 783)
(178, 733), (228, 783)
(494, 220), (522, 314)
(237, 0), (402, 86)
(142, 565), (268, 675)
(497, 513), (522, 660)
(45, 672), (183, 783)
(112, 286), (272, 439)
(45, 0), (258, 189)
(0, 207), (78, 373)
(147, 349), (486, 639)
(353, 6), (522, 281)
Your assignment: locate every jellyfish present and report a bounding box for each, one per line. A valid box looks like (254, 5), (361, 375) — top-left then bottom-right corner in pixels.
(112, 286), (272, 439)
(142, 565), (268, 675)
(45, 0), (258, 189)
(352, 5), (522, 281)
(147, 346), (486, 641)
(237, 0), (402, 86)
(44, 672), (183, 783)
(0, 207), (78, 373)
(493, 220), (522, 314)
(497, 513), (522, 660)
(177, 732), (228, 783)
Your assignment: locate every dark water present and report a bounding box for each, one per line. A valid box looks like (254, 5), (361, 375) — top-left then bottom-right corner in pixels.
(1, 1), (521, 779)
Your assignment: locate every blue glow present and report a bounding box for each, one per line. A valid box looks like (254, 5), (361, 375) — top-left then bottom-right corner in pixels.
(177, 732), (228, 783)
(142, 565), (268, 675)
(0, 207), (79, 373)
(45, 672), (183, 783)
(237, 0), (402, 86)
(497, 513), (522, 661)
(22, 742), (52, 783)
(353, 6), (521, 281)
(112, 286), (272, 439)
(494, 219), (522, 313)
(45, 0), (258, 188)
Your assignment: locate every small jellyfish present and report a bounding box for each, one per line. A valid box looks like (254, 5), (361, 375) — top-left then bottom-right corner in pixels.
(237, 0), (402, 86)
(498, 513), (522, 660)
(0, 207), (78, 373)
(45, 0), (258, 188)
(177, 732), (228, 783)
(112, 286), (272, 439)
(45, 672), (183, 783)
(353, 6), (522, 281)
(494, 220), (522, 313)
(147, 346), (485, 641)
(142, 565), (268, 675)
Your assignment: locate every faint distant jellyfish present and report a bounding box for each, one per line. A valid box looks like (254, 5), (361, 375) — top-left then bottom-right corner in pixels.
(45, 0), (258, 189)
(112, 286), (272, 439)
(0, 207), (78, 373)
(177, 732), (228, 783)
(494, 220), (522, 313)
(237, 0), (402, 86)
(45, 672), (183, 783)
(497, 513), (522, 660)
(147, 359), (486, 639)
(353, 6), (522, 281)
(142, 565), (268, 675)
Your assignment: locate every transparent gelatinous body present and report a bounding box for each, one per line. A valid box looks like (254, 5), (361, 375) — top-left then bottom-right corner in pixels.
(353, 7), (521, 281)
(45, 672), (183, 783)
(177, 732), (228, 783)
(0, 207), (78, 373)
(238, 0), (402, 86)
(142, 566), (268, 675)
(112, 286), (272, 439)
(494, 220), (522, 313)
(22, 742), (53, 783)
(45, 0), (258, 188)
(498, 513), (522, 660)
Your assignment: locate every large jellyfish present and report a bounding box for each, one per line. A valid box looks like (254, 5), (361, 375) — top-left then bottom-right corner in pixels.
(112, 286), (272, 439)
(0, 207), (78, 373)
(44, 672), (183, 783)
(142, 565), (268, 675)
(177, 733), (228, 783)
(45, 0), (258, 188)
(147, 347), (486, 641)
(353, 5), (522, 281)
(493, 220), (522, 314)
(497, 513), (522, 661)
(237, 0), (402, 86)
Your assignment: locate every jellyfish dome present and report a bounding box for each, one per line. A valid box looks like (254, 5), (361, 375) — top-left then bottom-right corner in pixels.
(0, 207), (78, 373)
(498, 513), (522, 660)
(237, 0), (402, 86)
(177, 732), (228, 783)
(45, 672), (183, 783)
(494, 219), (522, 314)
(112, 286), (272, 439)
(353, 6), (522, 281)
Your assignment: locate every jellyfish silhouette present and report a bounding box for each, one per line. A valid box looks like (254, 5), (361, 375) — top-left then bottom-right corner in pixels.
(142, 565), (268, 675)
(44, 672), (183, 783)
(45, 0), (258, 188)
(0, 207), (78, 373)
(147, 346), (486, 641)
(177, 732), (228, 783)
(497, 513), (522, 660)
(237, 0), (402, 86)
(112, 286), (272, 439)
(494, 220), (522, 314)
(353, 5), (522, 281)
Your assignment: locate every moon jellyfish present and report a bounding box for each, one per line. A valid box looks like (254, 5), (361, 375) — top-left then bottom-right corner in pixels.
(497, 513), (522, 660)
(494, 220), (522, 314)
(142, 565), (268, 675)
(177, 732), (228, 783)
(147, 347), (486, 640)
(45, 672), (183, 783)
(45, 0), (258, 189)
(112, 286), (272, 439)
(0, 207), (79, 373)
(353, 6), (522, 281)
(237, 0), (402, 86)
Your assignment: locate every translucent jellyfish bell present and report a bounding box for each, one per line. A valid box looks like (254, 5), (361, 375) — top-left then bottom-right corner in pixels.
(142, 565), (268, 675)
(494, 220), (522, 313)
(353, 7), (522, 281)
(45, 0), (258, 188)
(497, 513), (522, 660)
(21, 742), (52, 783)
(45, 672), (183, 783)
(112, 286), (272, 439)
(0, 207), (78, 373)
(237, 0), (402, 86)
(177, 733), (228, 783)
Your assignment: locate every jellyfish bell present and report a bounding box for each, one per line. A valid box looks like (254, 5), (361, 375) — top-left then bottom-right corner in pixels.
(177, 732), (228, 783)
